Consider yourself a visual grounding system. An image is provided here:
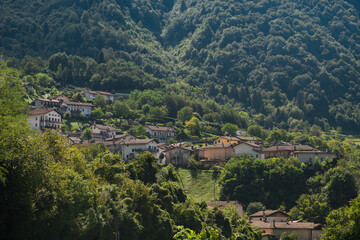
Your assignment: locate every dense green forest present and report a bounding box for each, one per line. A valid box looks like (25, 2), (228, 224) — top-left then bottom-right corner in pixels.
(1, 0), (360, 132)
(2, 0), (360, 238)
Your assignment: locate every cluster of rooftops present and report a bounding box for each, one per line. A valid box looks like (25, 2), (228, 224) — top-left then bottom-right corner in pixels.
(206, 201), (324, 240)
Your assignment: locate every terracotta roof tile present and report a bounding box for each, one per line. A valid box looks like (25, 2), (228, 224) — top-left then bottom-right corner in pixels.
(250, 210), (289, 217)
(29, 108), (59, 115)
(65, 101), (93, 106)
(251, 221), (319, 229)
(200, 144), (233, 149)
(263, 143), (314, 152)
(120, 139), (155, 145)
(93, 124), (117, 131)
(146, 125), (175, 132)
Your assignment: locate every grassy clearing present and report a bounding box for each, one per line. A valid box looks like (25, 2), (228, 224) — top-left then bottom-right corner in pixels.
(62, 120), (87, 133)
(176, 168), (220, 202)
(345, 136), (360, 146)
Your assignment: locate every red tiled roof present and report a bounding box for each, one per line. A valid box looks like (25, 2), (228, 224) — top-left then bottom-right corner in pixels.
(92, 124), (117, 132)
(36, 98), (60, 103)
(162, 143), (194, 152)
(146, 125), (175, 132)
(96, 91), (113, 96)
(120, 139), (155, 145)
(251, 221), (320, 230)
(235, 141), (261, 148)
(29, 108), (59, 115)
(200, 144), (233, 149)
(237, 136), (260, 141)
(105, 134), (133, 141)
(250, 210), (289, 217)
(83, 90), (113, 96)
(263, 144), (314, 152)
(65, 101), (93, 106)
(217, 136), (241, 141)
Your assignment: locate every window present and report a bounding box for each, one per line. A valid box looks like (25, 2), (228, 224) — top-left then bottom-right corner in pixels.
(35, 123), (37, 127)
(35, 117), (37, 120)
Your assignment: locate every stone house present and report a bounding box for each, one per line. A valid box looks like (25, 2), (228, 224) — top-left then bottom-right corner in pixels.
(199, 144), (234, 163)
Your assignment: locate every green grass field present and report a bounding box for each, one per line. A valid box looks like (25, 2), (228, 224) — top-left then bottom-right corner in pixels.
(176, 168), (220, 202)
(346, 137), (360, 146)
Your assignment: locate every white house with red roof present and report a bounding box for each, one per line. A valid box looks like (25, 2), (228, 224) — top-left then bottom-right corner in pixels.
(233, 142), (264, 159)
(28, 108), (62, 131)
(82, 90), (114, 101)
(145, 125), (176, 143)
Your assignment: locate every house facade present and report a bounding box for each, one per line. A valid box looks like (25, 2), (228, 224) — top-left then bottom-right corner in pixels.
(145, 125), (176, 143)
(28, 108), (62, 131)
(251, 221), (323, 240)
(62, 101), (93, 117)
(294, 151), (335, 165)
(233, 142), (264, 159)
(199, 144), (234, 163)
(117, 139), (158, 161)
(82, 90), (114, 101)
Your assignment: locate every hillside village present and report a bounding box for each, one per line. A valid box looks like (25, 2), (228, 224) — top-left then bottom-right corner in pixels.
(28, 89), (335, 169)
(26, 90), (345, 239)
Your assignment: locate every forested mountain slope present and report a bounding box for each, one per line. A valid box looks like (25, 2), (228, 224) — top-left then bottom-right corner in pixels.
(1, 0), (360, 131)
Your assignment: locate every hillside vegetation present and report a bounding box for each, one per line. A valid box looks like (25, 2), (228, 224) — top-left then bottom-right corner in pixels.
(177, 168), (220, 202)
(1, 0), (360, 132)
